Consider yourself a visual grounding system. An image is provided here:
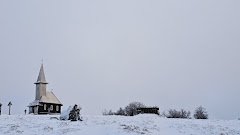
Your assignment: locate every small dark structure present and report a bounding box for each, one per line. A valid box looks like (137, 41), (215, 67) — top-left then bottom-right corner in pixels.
(0, 102), (2, 115)
(137, 107), (159, 115)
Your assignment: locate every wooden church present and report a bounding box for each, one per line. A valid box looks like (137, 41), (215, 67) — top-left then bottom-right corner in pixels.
(28, 64), (62, 114)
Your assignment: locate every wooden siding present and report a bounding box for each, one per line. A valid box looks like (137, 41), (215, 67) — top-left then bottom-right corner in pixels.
(29, 103), (62, 114)
(38, 103), (62, 114)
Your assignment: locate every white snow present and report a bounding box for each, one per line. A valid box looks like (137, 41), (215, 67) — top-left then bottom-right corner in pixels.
(60, 106), (72, 120)
(0, 114), (240, 135)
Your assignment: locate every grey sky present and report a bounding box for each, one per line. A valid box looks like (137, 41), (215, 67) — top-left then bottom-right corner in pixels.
(0, 0), (240, 119)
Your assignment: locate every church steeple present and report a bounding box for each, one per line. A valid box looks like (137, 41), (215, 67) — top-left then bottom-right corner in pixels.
(35, 64), (48, 100)
(35, 64), (48, 84)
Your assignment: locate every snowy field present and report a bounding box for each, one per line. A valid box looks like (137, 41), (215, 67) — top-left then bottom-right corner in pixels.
(0, 114), (240, 135)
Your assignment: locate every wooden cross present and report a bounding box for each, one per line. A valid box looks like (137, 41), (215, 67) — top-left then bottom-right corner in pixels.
(8, 101), (12, 115)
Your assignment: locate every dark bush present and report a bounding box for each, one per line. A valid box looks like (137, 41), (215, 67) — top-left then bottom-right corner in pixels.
(163, 109), (191, 119)
(124, 102), (145, 116)
(103, 102), (145, 116)
(115, 107), (126, 116)
(193, 106), (208, 119)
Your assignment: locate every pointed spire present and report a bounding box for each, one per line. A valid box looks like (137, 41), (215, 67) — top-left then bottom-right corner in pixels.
(35, 64), (48, 84)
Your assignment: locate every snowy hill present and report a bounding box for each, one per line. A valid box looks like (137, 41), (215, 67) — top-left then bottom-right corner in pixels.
(0, 114), (239, 135)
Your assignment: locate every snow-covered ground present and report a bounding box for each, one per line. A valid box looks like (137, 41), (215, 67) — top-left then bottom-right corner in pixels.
(0, 114), (240, 135)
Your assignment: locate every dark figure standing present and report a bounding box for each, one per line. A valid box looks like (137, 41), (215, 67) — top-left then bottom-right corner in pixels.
(0, 102), (2, 115)
(24, 109), (27, 115)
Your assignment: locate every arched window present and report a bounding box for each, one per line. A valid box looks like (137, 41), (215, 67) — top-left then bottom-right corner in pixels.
(44, 104), (47, 110)
(50, 105), (53, 111)
(56, 105), (59, 111)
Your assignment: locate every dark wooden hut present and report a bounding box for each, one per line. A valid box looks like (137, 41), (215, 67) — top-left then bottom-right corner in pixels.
(137, 107), (159, 115)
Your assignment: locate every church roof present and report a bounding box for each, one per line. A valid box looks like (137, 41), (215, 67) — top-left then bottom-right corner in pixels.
(35, 64), (48, 84)
(28, 100), (40, 106)
(29, 91), (62, 106)
(40, 91), (62, 105)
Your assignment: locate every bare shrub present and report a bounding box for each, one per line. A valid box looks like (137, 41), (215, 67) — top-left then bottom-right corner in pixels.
(164, 109), (191, 119)
(125, 102), (145, 116)
(193, 106), (208, 119)
(115, 107), (126, 116)
(102, 102), (146, 116)
(102, 109), (114, 115)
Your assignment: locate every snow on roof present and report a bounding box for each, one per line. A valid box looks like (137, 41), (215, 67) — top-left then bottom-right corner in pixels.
(28, 100), (40, 107)
(40, 91), (62, 105)
(29, 91), (62, 106)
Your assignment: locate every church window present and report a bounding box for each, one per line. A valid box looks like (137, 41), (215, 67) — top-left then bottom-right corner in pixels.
(56, 105), (59, 111)
(50, 105), (53, 111)
(44, 104), (47, 110)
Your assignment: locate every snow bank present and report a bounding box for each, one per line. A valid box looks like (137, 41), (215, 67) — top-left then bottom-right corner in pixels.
(60, 106), (72, 120)
(0, 114), (240, 135)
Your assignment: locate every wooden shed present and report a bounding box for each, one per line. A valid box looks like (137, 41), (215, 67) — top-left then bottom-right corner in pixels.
(137, 107), (159, 115)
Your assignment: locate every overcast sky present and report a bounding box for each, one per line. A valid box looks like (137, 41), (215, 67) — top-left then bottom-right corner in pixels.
(0, 0), (240, 119)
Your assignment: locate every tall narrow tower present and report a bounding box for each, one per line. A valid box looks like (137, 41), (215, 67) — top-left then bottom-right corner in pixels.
(34, 64), (48, 100)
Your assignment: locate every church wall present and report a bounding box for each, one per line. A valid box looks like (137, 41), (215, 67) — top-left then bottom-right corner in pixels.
(37, 103), (61, 114)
